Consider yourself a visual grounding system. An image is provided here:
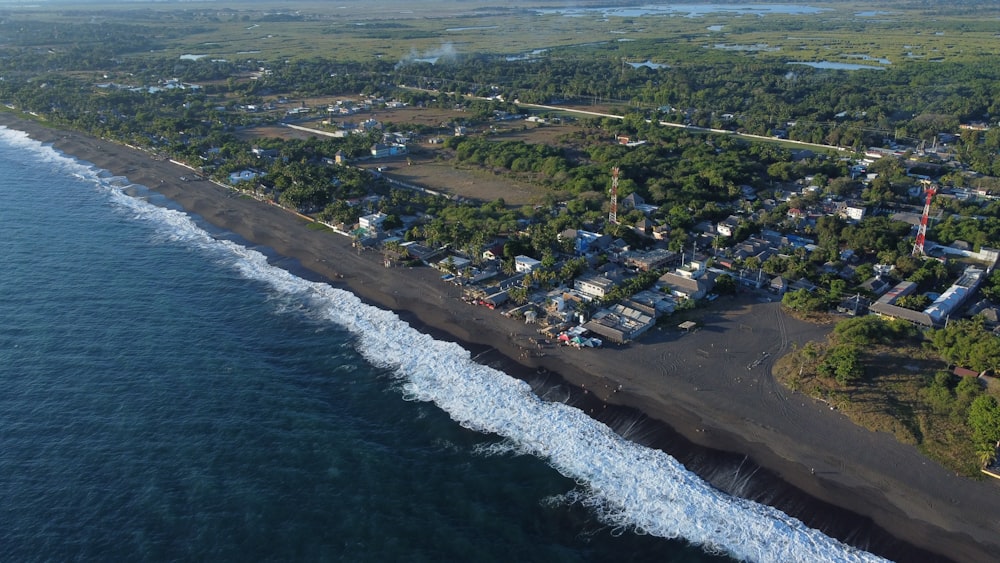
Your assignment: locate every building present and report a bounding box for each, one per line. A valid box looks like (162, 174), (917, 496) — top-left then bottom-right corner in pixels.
(716, 215), (741, 237)
(622, 248), (676, 272)
(228, 169), (264, 184)
(869, 280), (934, 326)
(370, 143), (407, 158)
(583, 303), (656, 344)
(514, 255), (542, 273)
(574, 273), (616, 299)
(359, 212), (387, 233)
(658, 272), (713, 300)
(924, 266), (985, 324)
(839, 201), (867, 222)
(658, 260), (714, 300)
(561, 229), (612, 255)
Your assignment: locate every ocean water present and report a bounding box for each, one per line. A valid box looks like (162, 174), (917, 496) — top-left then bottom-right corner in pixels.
(0, 127), (886, 562)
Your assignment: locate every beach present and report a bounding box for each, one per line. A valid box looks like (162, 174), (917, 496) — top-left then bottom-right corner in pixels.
(4, 113), (998, 562)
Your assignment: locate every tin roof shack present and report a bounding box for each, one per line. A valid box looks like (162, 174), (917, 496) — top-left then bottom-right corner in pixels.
(479, 291), (509, 310)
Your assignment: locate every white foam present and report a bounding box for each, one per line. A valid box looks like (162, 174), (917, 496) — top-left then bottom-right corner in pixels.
(0, 127), (889, 563)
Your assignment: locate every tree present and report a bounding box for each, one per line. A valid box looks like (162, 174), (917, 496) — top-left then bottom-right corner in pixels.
(508, 286), (528, 305)
(818, 344), (864, 385)
(714, 273), (737, 295)
(968, 395), (1000, 452)
(782, 288), (828, 313)
(896, 294), (931, 311)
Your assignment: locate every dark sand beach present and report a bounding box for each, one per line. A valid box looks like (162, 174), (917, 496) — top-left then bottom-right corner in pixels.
(4, 113), (999, 562)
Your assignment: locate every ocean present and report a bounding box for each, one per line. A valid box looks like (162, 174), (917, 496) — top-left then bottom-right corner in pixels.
(0, 127), (887, 562)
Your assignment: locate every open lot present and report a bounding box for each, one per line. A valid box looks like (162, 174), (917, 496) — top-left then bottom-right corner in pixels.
(237, 101), (589, 206)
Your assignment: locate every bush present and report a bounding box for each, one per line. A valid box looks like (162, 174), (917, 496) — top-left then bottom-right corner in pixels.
(818, 344), (864, 385)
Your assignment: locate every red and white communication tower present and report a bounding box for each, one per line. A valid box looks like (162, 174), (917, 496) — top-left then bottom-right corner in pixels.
(912, 181), (937, 256)
(609, 166), (619, 225)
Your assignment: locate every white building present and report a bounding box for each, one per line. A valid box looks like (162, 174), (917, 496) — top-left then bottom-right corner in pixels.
(359, 212), (388, 232)
(574, 273), (615, 299)
(514, 255), (542, 273)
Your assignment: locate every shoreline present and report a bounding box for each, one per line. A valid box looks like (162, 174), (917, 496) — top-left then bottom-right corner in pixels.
(4, 113), (999, 562)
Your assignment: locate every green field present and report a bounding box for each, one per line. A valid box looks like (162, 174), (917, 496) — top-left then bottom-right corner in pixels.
(5, 1), (1000, 66)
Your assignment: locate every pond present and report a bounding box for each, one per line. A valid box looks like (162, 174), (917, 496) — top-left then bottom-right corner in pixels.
(628, 60), (668, 69)
(788, 61), (886, 71)
(536, 4), (828, 18)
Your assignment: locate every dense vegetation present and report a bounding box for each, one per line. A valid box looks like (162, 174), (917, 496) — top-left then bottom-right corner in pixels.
(776, 316), (999, 476)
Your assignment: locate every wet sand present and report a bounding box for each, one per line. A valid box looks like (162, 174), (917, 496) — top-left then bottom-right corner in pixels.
(4, 113), (999, 562)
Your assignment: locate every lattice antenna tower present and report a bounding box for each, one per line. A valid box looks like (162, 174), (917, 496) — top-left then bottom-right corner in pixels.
(609, 166), (619, 225)
(912, 180), (937, 256)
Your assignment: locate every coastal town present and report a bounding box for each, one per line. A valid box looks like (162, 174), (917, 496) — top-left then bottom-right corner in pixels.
(4, 2), (1000, 560)
(209, 94), (1000, 341)
(171, 88), (1000, 483)
(80, 83), (1000, 483)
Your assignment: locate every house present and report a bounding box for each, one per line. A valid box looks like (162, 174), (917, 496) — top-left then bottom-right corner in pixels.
(228, 169), (264, 184)
(251, 147), (279, 159)
(622, 248), (676, 272)
(716, 215), (741, 237)
(574, 273), (616, 299)
(400, 241), (444, 264)
(436, 255), (471, 272)
(561, 229), (612, 255)
(621, 192), (645, 210)
(480, 291), (509, 309)
(924, 266), (985, 325)
(860, 276), (891, 296)
(839, 201), (867, 222)
(359, 212), (387, 233)
(770, 276), (788, 295)
(514, 255), (542, 273)
(629, 290), (676, 316)
(869, 280), (936, 327)
(370, 143), (407, 158)
(788, 278), (818, 293)
(657, 272), (713, 300)
(837, 294), (869, 316)
(482, 243), (505, 262)
(633, 217), (654, 236)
